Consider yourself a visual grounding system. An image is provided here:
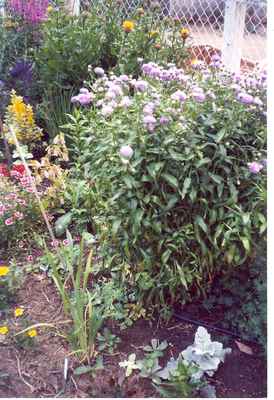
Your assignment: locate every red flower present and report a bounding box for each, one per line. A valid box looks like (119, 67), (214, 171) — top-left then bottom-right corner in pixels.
(0, 163), (10, 177)
(11, 164), (26, 176)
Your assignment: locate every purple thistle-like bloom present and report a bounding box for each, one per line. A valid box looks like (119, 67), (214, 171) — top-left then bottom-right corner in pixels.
(171, 90), (187, 102)
(248, 161), (263, 174)
(237, 92), (254, 105)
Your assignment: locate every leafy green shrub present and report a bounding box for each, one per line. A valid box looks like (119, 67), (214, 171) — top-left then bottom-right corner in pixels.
(203, 242), (267, 353)
(34, 2), (190, 137)
(63, 60), (266, 307)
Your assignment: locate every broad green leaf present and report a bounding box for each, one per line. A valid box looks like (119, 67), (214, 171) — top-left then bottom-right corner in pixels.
(162, 173), (178, 189)
(195, 216), (208, 233)
(55, 212), (73, 237)
(112, 219), (122, 235)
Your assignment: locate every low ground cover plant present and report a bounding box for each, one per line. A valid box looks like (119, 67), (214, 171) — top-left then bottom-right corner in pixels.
(63, 59), (266, 309)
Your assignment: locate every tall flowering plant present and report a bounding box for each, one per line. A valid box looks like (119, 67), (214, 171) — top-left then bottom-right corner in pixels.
(64, 59), (266, 307)
(8, 0), (49, 24)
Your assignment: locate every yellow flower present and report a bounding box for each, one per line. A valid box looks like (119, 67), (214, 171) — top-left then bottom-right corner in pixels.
(27, 329), (37, 338)
(180, 27), (190, 40)
(122, 20), (135, 33)
(0, 326), (9, 335)
(149, 30), (158, 38)
(191, 58), (198, 65)
(0, 266), (10, 277)
(47, 5), (53, 13)
(14, 307), (24, 317)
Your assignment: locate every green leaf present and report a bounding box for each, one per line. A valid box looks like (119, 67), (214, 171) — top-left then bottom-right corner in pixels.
(195, 215), (208, 233)
(55, 212), (73, 237)
(242, 213), (250, 225)
(196, 158), (211, 168)
(112, 219), (122, 235)
(241, 237), (250, 252)
(162, 173), (178, 189)
(209, 173), (223, 185)
(73, 365), (93, 375)
(181, 177), (191, 199)
(216, 128), (226, 143)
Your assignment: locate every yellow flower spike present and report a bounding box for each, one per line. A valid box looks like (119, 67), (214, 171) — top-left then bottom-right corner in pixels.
(14, 307), (24, 318)
(180, 27), (190, 40)
(27, 329), (37, 338)
(0, 266), (10, 277)
(0, 326), (9, 335)
(122, 20), (135, 33)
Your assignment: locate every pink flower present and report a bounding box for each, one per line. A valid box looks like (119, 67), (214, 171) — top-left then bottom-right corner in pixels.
(248, 161), (264, 174)
(63, 239), (70, 246)
(51, 240), (59, 248)
(14, 212), (24, 220)
(26, 255), (33, 262)
(5, 218), (14, 226)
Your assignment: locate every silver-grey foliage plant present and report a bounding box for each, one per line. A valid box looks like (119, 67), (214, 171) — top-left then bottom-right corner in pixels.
(181, 326), (232, 379)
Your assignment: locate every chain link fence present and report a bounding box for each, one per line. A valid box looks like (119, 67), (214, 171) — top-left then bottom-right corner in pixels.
(81, 0), (267, 69)
(1, 0), (266, 70)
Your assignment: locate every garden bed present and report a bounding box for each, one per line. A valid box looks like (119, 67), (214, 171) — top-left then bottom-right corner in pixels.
(0, 274), (267, 398)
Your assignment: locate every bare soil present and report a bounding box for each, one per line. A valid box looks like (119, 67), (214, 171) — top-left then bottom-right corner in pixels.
(0, 274), (267, 398)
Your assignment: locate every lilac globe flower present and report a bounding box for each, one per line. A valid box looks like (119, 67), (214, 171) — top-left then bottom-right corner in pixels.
(237, 92), (254, 105)
(120, 96), (132, 108)
(143, 103), (155, 115)
(120, 145), (134, 159)
(105, 90), (117, 100)
(134, 80), (148, 92)
(159, 116), (170, 125)
(192, 89), (206, 103)
(94, 67), (105, 76)
(253, 97), (263, 107)
(143, 115), (157, 132)
(101, 105), (114, 117)
(79, 88), (90, 94)
(248, 161), (264, 174)
(119, 74), (129, 82)
(171, 90), (187, 102)
(71, 91), (94, 105)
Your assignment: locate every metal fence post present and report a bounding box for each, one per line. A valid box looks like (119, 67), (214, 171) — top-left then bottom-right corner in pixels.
(0, 0), (5, 17)
(222, 0), (247, 72)
(65, 0), (80, 16)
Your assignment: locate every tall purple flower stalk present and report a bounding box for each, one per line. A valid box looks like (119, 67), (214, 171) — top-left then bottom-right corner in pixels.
(8, 0), (49, 24)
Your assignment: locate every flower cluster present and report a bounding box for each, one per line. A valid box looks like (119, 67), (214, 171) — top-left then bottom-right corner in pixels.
(3, 91), (43, 144)
(8, 0), (49, 24)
